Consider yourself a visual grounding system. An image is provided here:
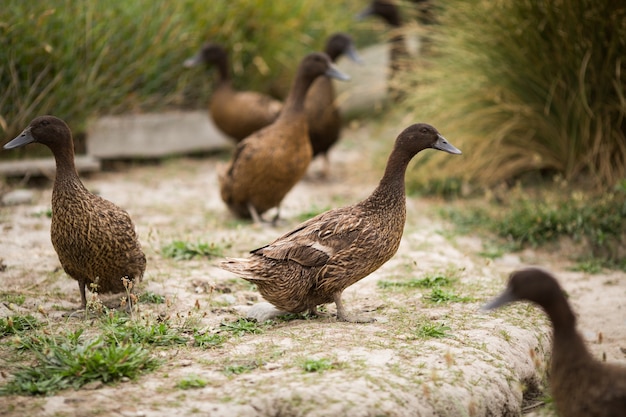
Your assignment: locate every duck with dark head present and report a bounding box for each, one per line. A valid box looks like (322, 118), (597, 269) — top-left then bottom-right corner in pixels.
(218, 52), (350, 224)
(184, 42), (283, 142)
(221, 123), (461, 322)
(305, 32), (363, 178)
(483, 267), (626, 417)
(3, 116), (146, 312)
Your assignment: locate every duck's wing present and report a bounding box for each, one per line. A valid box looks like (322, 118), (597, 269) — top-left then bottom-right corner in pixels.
(251, 206), (364, 267)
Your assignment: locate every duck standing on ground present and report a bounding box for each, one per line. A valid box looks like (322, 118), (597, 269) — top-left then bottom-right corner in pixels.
(483, 267), (626, 416)
(184, 43), (282, 142)
(218, 52), (350, 223)
(305, 32), (362, 178)
(221, 123), (461, 322)
(3, 116), (146, 310)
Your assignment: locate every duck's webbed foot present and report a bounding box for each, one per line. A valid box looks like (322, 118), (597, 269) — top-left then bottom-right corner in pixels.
(333, 292), (375, 323)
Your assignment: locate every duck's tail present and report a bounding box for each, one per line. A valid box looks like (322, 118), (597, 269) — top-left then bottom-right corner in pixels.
(219, 257), (269, 281)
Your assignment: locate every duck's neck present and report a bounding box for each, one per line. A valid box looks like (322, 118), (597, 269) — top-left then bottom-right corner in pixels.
(215, 58), (230, 83)
(363, 145), (414, 209)
(281, 73), (317, 116)
(50, 145), (86, 194)
(546, 297), (594, 375)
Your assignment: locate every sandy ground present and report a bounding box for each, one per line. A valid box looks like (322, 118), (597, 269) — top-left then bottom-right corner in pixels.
(1, 116), (624, 417)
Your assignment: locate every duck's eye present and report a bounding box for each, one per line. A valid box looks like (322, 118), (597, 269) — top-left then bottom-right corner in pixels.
(41, 120), (50, 126)
(420, 127), (429, 134)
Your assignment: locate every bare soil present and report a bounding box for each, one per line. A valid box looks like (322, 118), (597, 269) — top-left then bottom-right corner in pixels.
(0, 118), (625, 417)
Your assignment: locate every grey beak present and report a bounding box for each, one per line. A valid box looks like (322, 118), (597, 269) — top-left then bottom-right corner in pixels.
(4, 128), (35, 150)
(345, 44), (364, 65)
(325, 63), (350, 81)
(433, 134), (462, 155)
(183, 52), (202, 68)
(481, 288), (516, 311)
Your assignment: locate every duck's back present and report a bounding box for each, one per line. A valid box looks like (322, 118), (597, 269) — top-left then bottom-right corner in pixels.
(51, 184), (146, 294)
(210, 83), (282, 141)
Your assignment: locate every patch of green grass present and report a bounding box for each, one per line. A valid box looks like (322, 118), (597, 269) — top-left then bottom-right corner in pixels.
(300, 358), (335, 373)
(0, 315), (42, 337)
(193, 332), (227, 349)
(0, 330), (158, 396)
(177, 374), (208, 389)
(378, 274), (451, 290)
(425, 287), (473, 304)
(570, 259), (604, 274)
(218, 318), (264, 337)
(161, 240), (228, 260)
(2, 293), (26, 306)
(415, 322), (452, 339)
(223, 361), (260, 376)
(32, 209), (52, 218)
(101, 314), (188, 347)
(138, 291), (166, 304)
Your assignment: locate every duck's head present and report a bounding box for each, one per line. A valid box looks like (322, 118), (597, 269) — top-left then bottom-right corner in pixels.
(184, 42), (227, 68)
(4, 115), (71, 150)
(396, 123), (461, 155)
(356, 0), (402, 27)
(325, 33), (363, 64)
(482, 267), (565, 311)
(298, 52), (351, 83)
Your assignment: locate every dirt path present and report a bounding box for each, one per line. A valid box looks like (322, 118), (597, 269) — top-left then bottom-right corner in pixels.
(0, 117), (624, 417)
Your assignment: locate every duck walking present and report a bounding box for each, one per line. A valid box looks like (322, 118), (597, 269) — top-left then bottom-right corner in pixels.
(3, 116), (146, 310)
(218, 52), (350, 223)
(221, 123), (461, 322)
(483, 267), (626, 416)
(305, 32), (362, 177)
(184, 43), (283, 142)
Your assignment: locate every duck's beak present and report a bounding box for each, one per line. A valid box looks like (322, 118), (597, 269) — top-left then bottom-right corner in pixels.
(4, 127), (35, 150)
(433, 134), (462, 155)
(325, 63), (350, 81)
(346, 44), (364, 65)
(481, 287), (516, 311)
(183, 52), (202, 68)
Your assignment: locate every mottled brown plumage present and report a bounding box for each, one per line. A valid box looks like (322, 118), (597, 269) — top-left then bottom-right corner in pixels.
(305, 33), (362, 176)
(3, 116), (146, 309)
(483, 268), (626, 417)
(221, 123), (461, 322)
(184, 43), (282, 142)
(218, 52), (350, 223)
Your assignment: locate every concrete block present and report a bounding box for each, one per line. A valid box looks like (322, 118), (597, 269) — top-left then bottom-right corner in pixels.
(87, 111), (231, 159)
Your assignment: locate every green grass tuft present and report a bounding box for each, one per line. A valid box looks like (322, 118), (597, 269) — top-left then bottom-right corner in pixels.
(161, 240), (228, 260)
(0, 315), (41, 337)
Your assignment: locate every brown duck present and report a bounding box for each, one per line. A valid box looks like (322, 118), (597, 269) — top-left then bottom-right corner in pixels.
(218, 52), (350, 223)
(3, 116), (146, 310)
(184, 43), (282, 142)
(483, 267), (626, 416)
(305, 32), (362, 177)
(221, 123), (461, 322)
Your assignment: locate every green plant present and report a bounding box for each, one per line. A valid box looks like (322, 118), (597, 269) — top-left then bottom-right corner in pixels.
(0, 330), (158, 395)
(139, 291), (166, 304)
(404, 0), (626, 191)
(218, 318), (263, 337)
(415, 322), (452, 339)
(223, 362), (258, 376)
(161, 240), (227, 260)
(425, 288), (472, 304)
(177, 374), (208, 389)
(101, 314), (188, 347)
(0, 315), (41, 337)
(2, 294), (26, 306)
(300, 358), (334, 373)
(378, 274), (451, 290)
(193, 332), (227, 349)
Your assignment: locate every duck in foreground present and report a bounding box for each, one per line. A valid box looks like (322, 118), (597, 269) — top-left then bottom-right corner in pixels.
(3, 116), (146, 310)
(218, 52), (350, 223)
(305, 32), (362, 177)
(483, 267), (626, 417)
(221, 123), (461, 322)
(184, 42), (282, 142)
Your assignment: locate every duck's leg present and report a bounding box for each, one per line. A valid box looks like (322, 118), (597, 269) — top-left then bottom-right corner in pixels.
(333, 292), (375, 323)
(78, 280), (87, 309)
(309, 305), (331, 318)
(247, 203), (264, 224)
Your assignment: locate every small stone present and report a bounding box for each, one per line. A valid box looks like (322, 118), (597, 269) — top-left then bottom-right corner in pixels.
(179, 359), (193, 367)
(217, 294), (237, 305)
(2, 189), (35, 206)
(82, 380), (104, 390)
(247, 302), (286, 322)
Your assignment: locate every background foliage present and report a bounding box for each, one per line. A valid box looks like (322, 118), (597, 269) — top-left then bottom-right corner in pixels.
(405, 0), (626, 191)
(0, 0), (373, 144)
